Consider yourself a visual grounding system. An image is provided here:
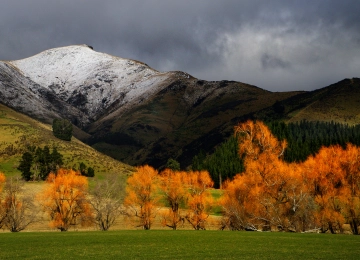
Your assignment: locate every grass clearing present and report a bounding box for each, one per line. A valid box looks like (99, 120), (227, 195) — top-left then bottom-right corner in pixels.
(0, 230), (359, 259)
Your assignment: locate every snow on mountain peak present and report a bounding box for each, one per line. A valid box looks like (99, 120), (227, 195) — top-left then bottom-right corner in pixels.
(9, 45), (168, 120)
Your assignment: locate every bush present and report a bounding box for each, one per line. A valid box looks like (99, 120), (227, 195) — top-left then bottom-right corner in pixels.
(52, 119), (73, 141)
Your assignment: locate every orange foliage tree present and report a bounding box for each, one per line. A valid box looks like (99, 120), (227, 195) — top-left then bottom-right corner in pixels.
(220, 174), (256, 230)
(221, 120), (316, 232)
(340, 144), (360, 235)
(234, 120), (291, 230)
(124, 165), (160, 230)
(234, 120), (287, 161)
(184, 170), (214, 230)
(159, 169), (187, 230)
(221, 158), (315, 231)
(302, 146), (346, 233)
(37, 169), (93, 231)
(303, 144), (360, 234)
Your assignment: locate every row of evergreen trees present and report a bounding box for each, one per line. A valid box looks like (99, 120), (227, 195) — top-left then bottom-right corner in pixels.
(17, 146), (95, 180)
(269, 120), (360, 162)
(18, 146), (63, 181)
(192, 120), (360, 188)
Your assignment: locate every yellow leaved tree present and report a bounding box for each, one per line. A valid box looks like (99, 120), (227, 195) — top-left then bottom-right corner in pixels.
(37, 168), (93, 231)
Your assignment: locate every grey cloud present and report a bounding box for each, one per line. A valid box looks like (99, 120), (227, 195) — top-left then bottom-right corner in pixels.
(0, 0), (360, 91)
(261, 54), (291, 70)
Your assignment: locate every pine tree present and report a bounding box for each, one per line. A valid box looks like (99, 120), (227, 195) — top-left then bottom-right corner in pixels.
(18, 152), (33, 181)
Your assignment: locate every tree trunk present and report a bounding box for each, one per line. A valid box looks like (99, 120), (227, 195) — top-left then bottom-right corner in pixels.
(350, 219), (359, 235)
(328, 223), (335, 234)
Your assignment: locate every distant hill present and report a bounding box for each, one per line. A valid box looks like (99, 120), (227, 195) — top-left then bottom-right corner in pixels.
(0, 45), (359, 169)
(256, 78), (360, 125)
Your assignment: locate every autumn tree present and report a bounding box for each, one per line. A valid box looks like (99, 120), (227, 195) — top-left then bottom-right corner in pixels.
(220, 174), (255, 231)
(124, 165), (160, 230)
(184, 170), (214, 230)
(90, 174), (125, 231)
(302, 146), (348, 234)
(301, 144), (360, 234)
(37, 169), (93, 231)
(1, 177), (37, 232)
(281, 164), (316, 232)
(340, 144), (360, 235)
(233, 120), (288, 230)
(220, 120), (316, 232)
(159, 169), (187, 230)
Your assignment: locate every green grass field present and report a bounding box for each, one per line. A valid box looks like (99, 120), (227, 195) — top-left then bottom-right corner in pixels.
(0, 230), (359, 259)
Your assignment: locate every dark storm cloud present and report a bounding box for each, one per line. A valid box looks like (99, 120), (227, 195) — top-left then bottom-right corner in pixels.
(1, 0), (360, 91)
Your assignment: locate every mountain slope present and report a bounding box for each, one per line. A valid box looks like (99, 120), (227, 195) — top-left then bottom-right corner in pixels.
(1, 45), (358, 169)
(255, 78), (360, 125)
(88, 78), (300, 167)
(0, 103), (132, 177)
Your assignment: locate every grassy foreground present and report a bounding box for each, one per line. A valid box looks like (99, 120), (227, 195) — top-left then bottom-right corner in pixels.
(0, 231), (359, 259)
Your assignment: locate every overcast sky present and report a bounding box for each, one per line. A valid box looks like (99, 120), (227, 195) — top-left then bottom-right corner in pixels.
(1, 0), (359, 91)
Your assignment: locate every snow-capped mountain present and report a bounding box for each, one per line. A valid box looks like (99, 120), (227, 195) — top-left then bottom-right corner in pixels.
(6, 45), (169, 123)
(0, 45), (301, 167)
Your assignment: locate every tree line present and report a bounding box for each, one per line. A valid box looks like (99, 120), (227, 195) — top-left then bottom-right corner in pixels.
(17, 146), (95, 180)
(268, 120), (360, 162)
(0, 167), (214, 232)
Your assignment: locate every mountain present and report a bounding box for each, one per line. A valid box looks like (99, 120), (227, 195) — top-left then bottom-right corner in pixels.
(0, 45), (358, 169)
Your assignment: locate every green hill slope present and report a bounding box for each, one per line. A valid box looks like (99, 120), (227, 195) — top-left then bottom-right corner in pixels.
(0, 103), (133, 178)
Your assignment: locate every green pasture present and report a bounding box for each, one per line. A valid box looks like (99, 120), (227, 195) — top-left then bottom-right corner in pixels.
(0, 230), (359, 259)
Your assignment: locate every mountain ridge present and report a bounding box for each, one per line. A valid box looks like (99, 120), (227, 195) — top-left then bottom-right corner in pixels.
(1, 45), (359, 168)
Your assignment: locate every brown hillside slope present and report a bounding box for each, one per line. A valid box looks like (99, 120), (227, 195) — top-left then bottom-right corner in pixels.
(87, 75), (301, 168)
(288, 78), (360, 124)
(255, 78), (360, 125)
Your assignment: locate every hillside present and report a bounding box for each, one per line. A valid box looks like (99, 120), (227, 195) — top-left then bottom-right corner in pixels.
(1, 45), (359, 169)
(88, 78), (300, 167)
(255, 78), (360, 125)
(0, 103), (133, 177)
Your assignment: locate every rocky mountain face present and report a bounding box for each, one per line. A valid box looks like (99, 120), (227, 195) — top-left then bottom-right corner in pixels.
(1, 45), (357, 168)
